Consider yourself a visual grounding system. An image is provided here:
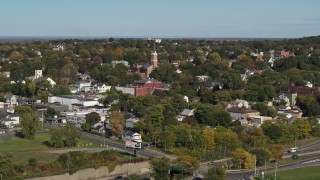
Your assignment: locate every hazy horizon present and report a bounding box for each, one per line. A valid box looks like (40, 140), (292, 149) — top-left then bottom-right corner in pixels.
(1, 0), (320, 38)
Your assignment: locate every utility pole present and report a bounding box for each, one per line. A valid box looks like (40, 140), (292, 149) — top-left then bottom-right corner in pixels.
(275, 162), (278, 180)
(254, 157), (258, 178)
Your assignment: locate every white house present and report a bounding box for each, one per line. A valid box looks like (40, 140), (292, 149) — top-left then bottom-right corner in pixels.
(177, 109), (195, 122)
(1, 114), (20, 128)
(4, 94), (18, 105)
(34, 77), (56, 87)
(196, 75), (210, 82)
(122, 131), (142, 142)
(74, 81), (92, 92)
(52, 45), (64, 51)
(93, 83), (112, 94)
(111, 60), (129, 68)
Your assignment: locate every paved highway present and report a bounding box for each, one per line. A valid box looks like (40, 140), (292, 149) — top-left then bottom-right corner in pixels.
(81, 132), (174, 159)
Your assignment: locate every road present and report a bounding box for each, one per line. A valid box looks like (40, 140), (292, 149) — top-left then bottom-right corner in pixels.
(81, 132), (174, 159)
(226, 158), (320, 180)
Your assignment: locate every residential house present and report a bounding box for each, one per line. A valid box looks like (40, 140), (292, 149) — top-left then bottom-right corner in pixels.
(122, 131), (142, 142)
(196, 75), (210, 82)
(111, 60), (129, 68)
(74, 81), (92, 92)
(277, 106), (302, 119)
(91, 123), (105, 134)
(273, 93), (297, 106)
(126, 118), (139, 128)
(33, 77), (56, 87)
(248, 115), (272, 125)
(93, 83), (111, 94)
(177, 109), (195, 122)
(227, 107), (260, 120)
(52, 45), (64, 51)
(77, 73), (91, 81)
(0, 71), (10, 78)
(4, 94), (18, 105)
(1, 114), (20, 128)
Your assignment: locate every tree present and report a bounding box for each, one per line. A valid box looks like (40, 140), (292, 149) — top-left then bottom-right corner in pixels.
(231, 148), (256, 169)
(46, 107), (58, 118)
(109, 111), (125, 137)
(207, 52), (222, 62)
(215, 127), (240, 150)
(202, 129), (215, 151)
(205, 167), (226, 180)
(49, 127), (65, 148)
(63, 124), (81, 147)
(270, 144), (285, 161)
(17, 106), (39, 140)
(85, 112), (101, 126)
(291, 118), (312, 140)
(160, 126), (177, 150)
(150, 157), (171, 180)
(250, 149), (271, 166)
(261, 121), (282, 142)
(9, 51), (24, 61)
(81, 123), (91, 132)
(173, 155), (200, 175)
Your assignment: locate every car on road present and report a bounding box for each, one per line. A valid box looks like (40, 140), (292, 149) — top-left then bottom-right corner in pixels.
(288, 147), (298, 153)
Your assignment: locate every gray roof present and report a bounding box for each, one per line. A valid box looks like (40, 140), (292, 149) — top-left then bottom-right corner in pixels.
(142, 63), (152, 70)
(123, 130), (139, 137)
(181, 109), (194, 116)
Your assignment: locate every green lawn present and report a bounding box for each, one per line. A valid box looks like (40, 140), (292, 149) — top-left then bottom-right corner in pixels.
(0, 132), (101, 163)
(265, 166), (320, 180)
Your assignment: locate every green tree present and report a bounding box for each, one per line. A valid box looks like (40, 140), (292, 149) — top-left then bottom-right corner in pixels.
(49, 127), (65, 148)
(207, 52), (222, 62)
(160, 126), (177, 151)
(81, 123), (91, 132)
(109, 111), (125, 137)
(205, 167), (226, 180)
(17, 106), (39, 140)
(150, 157), (171, 180)
(261, 121), (282, 142)
(85, 112), (101, 126)
(64, 124), (81, 147)
(250, 149), (271, 166)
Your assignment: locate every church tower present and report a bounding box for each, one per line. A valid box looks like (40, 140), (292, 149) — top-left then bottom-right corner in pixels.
(151, 42), (158, 68)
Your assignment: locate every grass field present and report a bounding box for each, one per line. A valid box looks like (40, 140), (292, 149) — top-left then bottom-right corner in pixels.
(0, 132), (101, 163)
(265, 166), (320, 180)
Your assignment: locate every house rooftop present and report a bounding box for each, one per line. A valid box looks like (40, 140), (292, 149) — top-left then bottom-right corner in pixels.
(227, 107), (259, 114)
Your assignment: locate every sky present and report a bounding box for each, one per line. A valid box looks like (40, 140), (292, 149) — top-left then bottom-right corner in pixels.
(0, 0), (320, 38)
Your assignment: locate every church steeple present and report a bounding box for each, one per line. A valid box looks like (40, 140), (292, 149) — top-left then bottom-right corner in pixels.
(151, 42), (158, 68)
